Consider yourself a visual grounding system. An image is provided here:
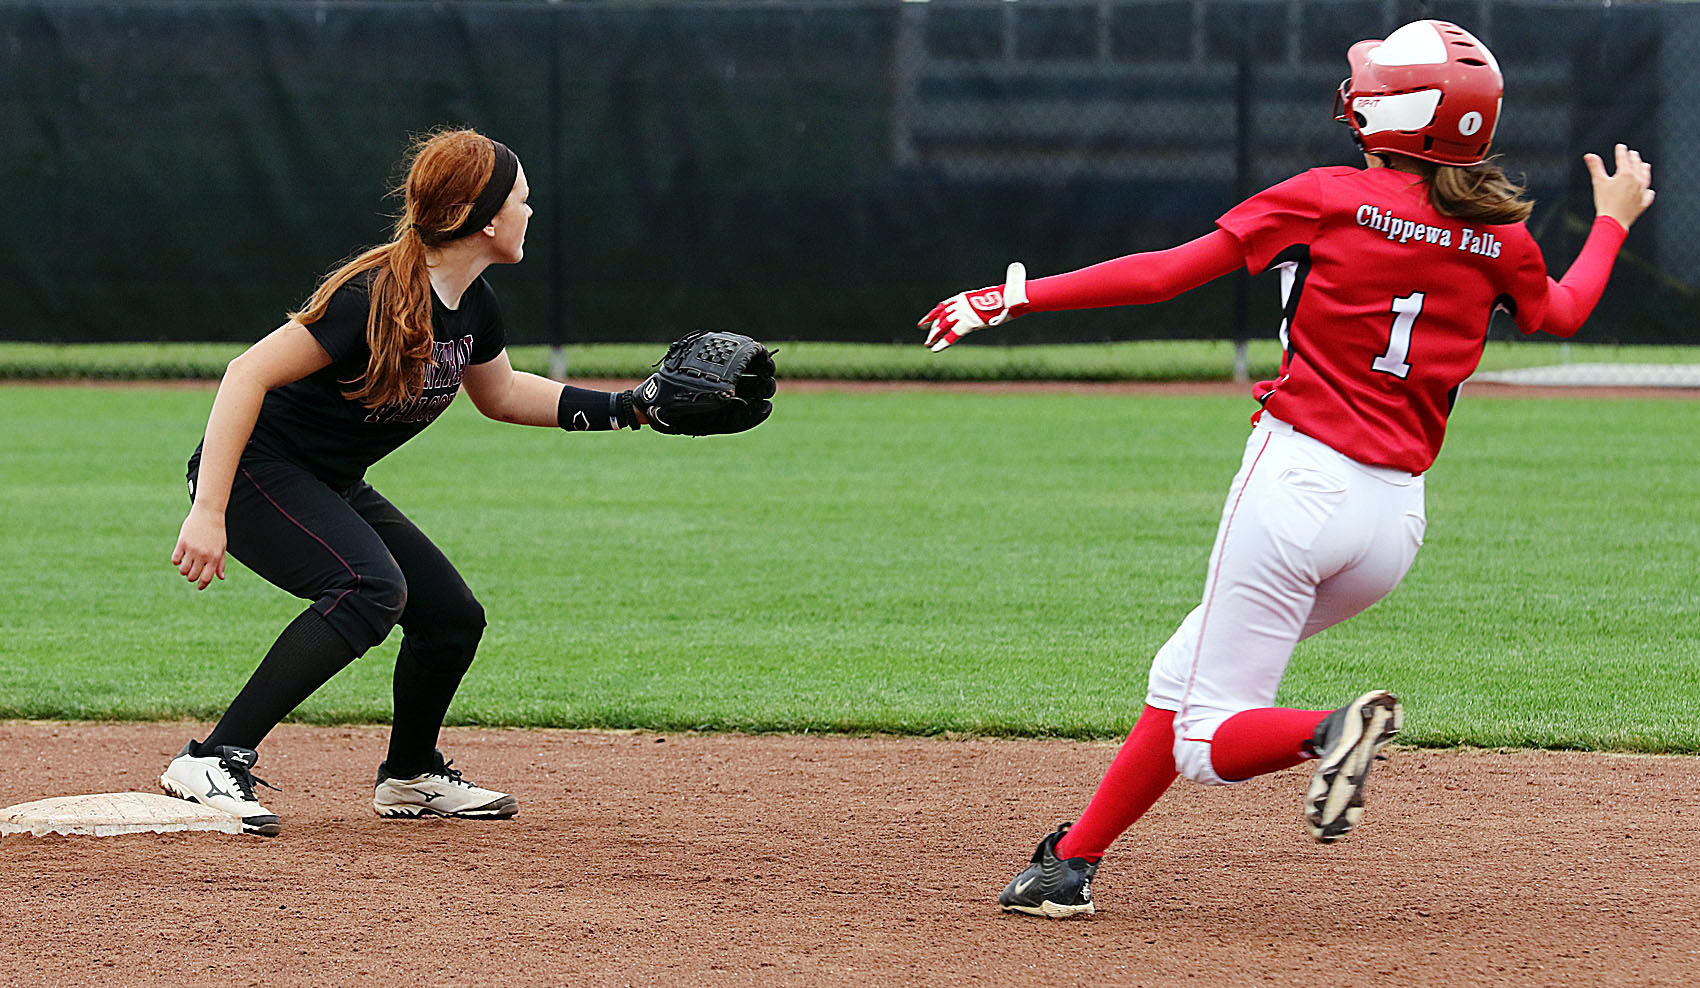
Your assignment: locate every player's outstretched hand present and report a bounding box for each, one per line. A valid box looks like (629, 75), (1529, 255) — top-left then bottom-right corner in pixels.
(919, 262), (1029, 352)
(172, 506), (228, 591)
(1585, 144), (1654, 232)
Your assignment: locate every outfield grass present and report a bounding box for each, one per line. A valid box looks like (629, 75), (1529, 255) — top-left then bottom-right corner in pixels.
(2, 339), (1696, 382)
(1, 384), (1696, 751)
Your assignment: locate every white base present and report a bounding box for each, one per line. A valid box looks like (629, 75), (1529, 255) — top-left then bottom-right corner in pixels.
(0, 792), (244, 837)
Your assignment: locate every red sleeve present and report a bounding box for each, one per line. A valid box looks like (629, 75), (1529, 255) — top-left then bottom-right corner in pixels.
(1024, 229), (1244, 313)
(1521, 216), (1629, 338)
(1214, 171), (1323, 274)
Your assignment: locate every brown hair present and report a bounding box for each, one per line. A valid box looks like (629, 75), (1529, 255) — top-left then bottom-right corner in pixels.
(1405, 156), (1534, 225)
(289, 128), (499, 409)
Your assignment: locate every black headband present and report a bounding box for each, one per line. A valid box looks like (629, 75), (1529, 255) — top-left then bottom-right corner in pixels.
(439, 140), (518, 242)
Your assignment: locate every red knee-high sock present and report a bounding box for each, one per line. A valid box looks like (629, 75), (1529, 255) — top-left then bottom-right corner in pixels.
(1209, 707), (1332, 782)
(1054, 706), (1179, 862)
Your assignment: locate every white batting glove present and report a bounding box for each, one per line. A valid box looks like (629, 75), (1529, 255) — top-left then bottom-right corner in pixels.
(918, 262), (1029, 352)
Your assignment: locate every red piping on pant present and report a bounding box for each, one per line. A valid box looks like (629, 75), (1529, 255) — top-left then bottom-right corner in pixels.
(239, 467), (363, 617)
(1176, 432), (1273, 739)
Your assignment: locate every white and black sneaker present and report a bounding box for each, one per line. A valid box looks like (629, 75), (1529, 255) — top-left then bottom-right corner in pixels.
(1305, 689), (1403, 843)
(373, 749), (518, 820)
(159, 740), (283, 837)
(998, 822), (1098, 919)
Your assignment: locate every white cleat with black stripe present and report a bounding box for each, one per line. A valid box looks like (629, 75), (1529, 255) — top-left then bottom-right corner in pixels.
(160, 741), (283, 837)
(1306, 689), (1403, 843)
(998, 822), (1098, 919)
(373, 749), (518, 820)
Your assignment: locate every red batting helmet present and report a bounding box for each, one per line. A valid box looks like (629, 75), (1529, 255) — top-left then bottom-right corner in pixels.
(1333, 19), (1503, 167)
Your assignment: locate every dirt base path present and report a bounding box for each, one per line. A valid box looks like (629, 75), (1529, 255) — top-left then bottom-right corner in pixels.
(3, 723), (1697, 988)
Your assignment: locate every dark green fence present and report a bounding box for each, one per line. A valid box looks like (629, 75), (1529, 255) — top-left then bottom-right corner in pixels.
(2, 0), (1692, 345)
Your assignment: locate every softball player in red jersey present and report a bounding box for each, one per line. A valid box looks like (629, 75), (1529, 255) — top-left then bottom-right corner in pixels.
(918, 20), (1653, 918)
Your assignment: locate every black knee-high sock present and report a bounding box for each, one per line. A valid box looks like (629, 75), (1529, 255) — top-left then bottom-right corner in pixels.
(204, 608), (360, 751)
(383, 638), (473, 777)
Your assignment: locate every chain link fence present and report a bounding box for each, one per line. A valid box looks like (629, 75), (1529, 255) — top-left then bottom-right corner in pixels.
(2, 0), (1695, 366)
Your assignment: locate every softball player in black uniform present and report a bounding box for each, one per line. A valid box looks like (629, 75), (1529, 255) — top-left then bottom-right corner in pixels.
(161, 128), (731, 835)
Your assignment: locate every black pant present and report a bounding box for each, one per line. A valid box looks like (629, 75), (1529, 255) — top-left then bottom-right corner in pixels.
(189, 452), (485, 769)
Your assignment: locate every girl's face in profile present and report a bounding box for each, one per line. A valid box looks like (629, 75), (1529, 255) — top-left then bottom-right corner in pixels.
(488, 161), (532, 263)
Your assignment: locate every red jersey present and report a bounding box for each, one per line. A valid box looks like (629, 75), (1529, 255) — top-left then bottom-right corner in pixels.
(1216, 166), (1551, 473)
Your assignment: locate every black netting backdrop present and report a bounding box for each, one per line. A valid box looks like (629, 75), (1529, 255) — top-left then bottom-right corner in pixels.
(1, 0), (1693, 345)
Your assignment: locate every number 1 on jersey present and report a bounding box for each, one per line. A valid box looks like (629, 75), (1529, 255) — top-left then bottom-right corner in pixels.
(1372, 292), (1424, 379)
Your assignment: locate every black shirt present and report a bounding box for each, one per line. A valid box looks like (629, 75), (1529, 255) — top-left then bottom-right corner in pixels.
(241, 272), (507, 487)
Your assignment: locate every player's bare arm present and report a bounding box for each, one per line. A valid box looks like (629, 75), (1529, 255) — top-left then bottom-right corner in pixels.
(172, 321), (332, 590)
(460, 350), (656, 429)
(461, 350), (570, 427)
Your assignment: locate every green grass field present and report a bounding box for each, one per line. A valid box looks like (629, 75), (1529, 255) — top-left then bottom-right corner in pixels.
(2, 384), (1696, 751)
(3, 339), (1696, 382)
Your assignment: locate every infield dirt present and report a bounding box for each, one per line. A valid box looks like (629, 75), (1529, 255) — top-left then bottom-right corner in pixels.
(2, 722), (1696, 988)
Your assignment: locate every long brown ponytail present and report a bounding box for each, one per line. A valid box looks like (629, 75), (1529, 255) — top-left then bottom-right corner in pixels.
(1407, 156), (1535, 225)
(289, 129), (499, 409)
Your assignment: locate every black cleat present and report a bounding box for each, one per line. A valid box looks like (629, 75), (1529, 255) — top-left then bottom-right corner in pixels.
(1305, 690), (1402, 843)
(998, 822), (1098, 919)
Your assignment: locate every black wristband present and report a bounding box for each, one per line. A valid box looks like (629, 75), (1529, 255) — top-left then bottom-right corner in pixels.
(613, 390), (643, 431)
(557, 385), (638, 431)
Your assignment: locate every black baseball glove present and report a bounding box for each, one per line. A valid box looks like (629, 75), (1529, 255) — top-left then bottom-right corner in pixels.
(622, 332), (777, 436)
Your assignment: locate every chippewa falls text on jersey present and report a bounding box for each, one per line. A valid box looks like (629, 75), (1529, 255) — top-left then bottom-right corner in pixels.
(1356, 203), (1504, 257)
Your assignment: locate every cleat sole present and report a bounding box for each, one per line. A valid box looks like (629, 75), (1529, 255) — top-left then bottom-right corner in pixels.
(374, 795), (518, 820)
(160, 777), (281, 836)
(1306, 691), (1401, 843)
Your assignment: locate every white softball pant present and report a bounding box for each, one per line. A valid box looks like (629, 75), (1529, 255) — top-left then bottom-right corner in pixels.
(1146, 414), (1427, 785)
